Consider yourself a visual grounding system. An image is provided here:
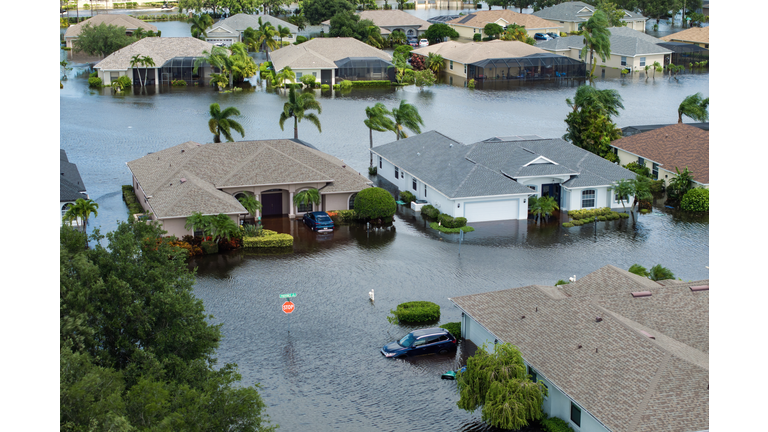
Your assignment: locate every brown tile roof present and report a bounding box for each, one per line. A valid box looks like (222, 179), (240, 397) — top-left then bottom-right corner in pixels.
(447, 10), (560, 31)
(127, 140), (371, 219)
(660, 26), (709, 44)
(610, 124), (709, 184)
(411, 40), (550, 64)
(94, 37), (215, 71)
(64, 13), (157, 39)
(450, 265), (709, 432)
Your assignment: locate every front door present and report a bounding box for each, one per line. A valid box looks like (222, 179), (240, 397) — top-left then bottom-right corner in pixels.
(261, 192), (283, 216)
(321, 69), (332, 85)
(541, 183), (561, 206)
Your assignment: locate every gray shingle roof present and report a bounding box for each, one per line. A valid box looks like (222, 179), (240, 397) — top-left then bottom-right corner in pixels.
(61, 150), (87, 201)
(450, 265), (708, 432)
(371, 131), (635, 199)
(94, 37), (215, 71)
(537, 28), (672, 57)
(532, 1), (646, 23)
(127, 139), (371, 219)
(215, 13), (298, 34)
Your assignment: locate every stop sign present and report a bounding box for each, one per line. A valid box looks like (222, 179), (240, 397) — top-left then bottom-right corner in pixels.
(282, 301), (295, 314)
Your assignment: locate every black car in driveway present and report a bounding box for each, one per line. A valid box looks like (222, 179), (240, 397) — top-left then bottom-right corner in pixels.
(381, 328), (457, 358)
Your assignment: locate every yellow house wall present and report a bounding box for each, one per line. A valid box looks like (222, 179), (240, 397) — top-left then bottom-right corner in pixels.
(444, 59), (468, 78)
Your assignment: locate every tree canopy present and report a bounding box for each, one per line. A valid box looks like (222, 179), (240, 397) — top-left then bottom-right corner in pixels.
(483, 23), (505, 39)
(304, 0), (355, 25)
(60, 222), (276, 431)
(422, 23), (460, 44)
(328, 11), (384, 47)
(73, 23), (136, 57)
(564, 85), (623, 161)
(581, 9), (612, 78)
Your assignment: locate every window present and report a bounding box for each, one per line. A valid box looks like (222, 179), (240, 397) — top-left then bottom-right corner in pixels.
(312, 72), (317, 77)
(640, 57), (646, 67)
(395, 167), (399, 179)
(379, 156), (382, 169)
(412, 178), (417, 191)
(450, 61), (453, 70)
(348, 193), (357, 210)
(581, 189), (595, 208)
(527, 366), (537, 383)
(528, 185), (537, 192)
(110, 72), (119, 82)
(296, 72), (303, 79)
(464, 64), (467, 74)
(570, 403), (581, 427)
(652, 163), (659, 180)
(620, 56), (627, 66)
(638, 157), (645, 167)
(614, 191), (628, 204)
(424, 185), (427, 197)
(297, 201), (313, 213)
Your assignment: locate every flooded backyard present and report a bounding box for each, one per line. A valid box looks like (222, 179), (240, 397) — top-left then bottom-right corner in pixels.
(60, 17), (709, 430)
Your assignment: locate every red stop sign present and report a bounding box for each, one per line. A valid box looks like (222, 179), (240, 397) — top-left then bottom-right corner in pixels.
(282, 301), (295, 314)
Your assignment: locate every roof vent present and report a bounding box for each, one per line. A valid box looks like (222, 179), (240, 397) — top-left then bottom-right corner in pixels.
(181, 149), (185, 153)
(521, 315), (525, 319)
(639, 330), (655, 340)
(595, 317), (603, 322)
(631, 291), (652, 298)
(180, 178), (187, 183)
(690, 285), (709, 292)
(449, 143), (453, 147)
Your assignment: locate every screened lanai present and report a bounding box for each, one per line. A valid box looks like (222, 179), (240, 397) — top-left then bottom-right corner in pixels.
(335, 57), (395, 82)
(657, 42), (709, 66)
(159, 56), (207, 85)
(468, 53), (585, 80)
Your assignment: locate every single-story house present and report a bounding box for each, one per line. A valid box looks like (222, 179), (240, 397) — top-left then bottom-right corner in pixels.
(322, 10), (431, 39)
(268, 37), (394, 86)
(60, 150), (88, 227)
(205, 13), (299, 47)
(414, 0), (473, 10)
(537, 27), (672, 72)
(411, 39), (585, 81)
(621, 123), (708, 137)
(532, 1), (647, 33)
(94, 37), (217, 86)
(126, 139), (372, 237)
(371, 131), (636, 223)
(610, 123), (709, 187)
(450, 265), (709, 432)
(64, 13), (158, 49)
(660, 26), (709, 49)
(445, 10), (563, 39)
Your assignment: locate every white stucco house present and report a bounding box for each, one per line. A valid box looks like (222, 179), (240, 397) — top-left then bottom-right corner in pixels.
(532, 1), (647, 33)
(450, 265), (709, 432)
(370, 131), (636, 223)
(205, 13), (299, 47)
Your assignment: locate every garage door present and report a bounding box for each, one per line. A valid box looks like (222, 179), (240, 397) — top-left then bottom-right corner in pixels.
(464, 200), (519, 222)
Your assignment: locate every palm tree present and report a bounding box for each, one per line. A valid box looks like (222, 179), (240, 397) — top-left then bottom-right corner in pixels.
(188, 14), (214, 39)
(185, 212), (210, 237)
(194, 46), (232, 88)
(279, 87), (322, 139)
(211, 214), (240, 243)
(208, 103), (245, 143)
(253, 18), (278, 56)
(130, 54), (144, 86)
(677, 93), (709, 123)
(293, 188), (321, 213)
(389, 100), (424, 140)
(275, 66), (296, 88)
(276, 25), (292, 47)
(630, 174), (652, 211)
(426, 53), (444, 75)
(580, 10), (611, 79)
(63, 198), (99, 247)
(362, 25), (385, 49)
(389, 30), (407, 46)
(364, 103), (395, 167)
(238, 194), (262, 219)
(648, 264), (674, 281)
(652, 61), (662, 79)
(610, 178), (634, 211)
(130, 55), (155, 87)
(667, 167), (695, 202)
(566, 85), (624, 120)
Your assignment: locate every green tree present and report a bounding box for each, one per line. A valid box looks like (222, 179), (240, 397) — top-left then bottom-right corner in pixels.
(456, 342), (547, 430)
(628, 263), (649, 277)
(364, 103), (395, 167)
(483, 23), (505, 39)
(609, 178), (634, 210)
(193, 45), (233, 89)
(595, 0), (628, 27)
(279, 87), (322, 139)
(512, 0), (532, 12)
(388, 29), (408, 46)
(130, 54), (155, 87)
(276, 24), (292, 46)
(630, 174), (652, 211)
(500, 23), (531, 44)
(208, 103), (245, 143)
(677, 92), (709, 123)
(293, 188), (321, 211)
(353, 187), (397, 219)
(251, 17), (279, 55)
(73, 23), (135, 57)
(275, 65), (296, 87)
(288, 12), (308, 31)
(238, 194), (263, 218)
(536, 195), (559, 223)
(229, 42), (258, 85)
(63, 198), (99, 247)
(184, 211), (211, 236)
(388, 53), (413, 84)
(564, 85), (623, 160)
(188, 13), (214, 39)
(666, 167), (694, 203)
(389, 100), (424, 140)
(413, 70), (437, 88)
(580, 9), (612, 79)
(649, 264), (675, 281)
(422, 23), (460, 44)
(680, 187), (708, 212)
(304, 0), (355, 25)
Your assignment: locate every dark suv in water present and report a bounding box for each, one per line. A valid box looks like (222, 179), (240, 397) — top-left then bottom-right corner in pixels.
(381, 327), (457, 358)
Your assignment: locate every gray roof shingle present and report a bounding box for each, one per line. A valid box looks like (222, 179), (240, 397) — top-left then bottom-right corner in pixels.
(61, 149), (87, 201)
(532, 1), (646, 23)
(214, 14), (298, 34)
(537, 28), (672, 57)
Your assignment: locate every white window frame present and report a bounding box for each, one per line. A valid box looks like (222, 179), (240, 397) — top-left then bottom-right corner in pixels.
(621, 56), (627, 66)
(581, 189), (596, 208)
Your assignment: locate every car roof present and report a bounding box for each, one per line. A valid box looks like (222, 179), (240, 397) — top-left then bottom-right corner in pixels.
(310, 211), (330, 216)
(411, 327), (449, 337)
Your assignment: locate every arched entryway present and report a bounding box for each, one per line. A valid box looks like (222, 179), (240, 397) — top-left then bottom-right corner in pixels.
(348, 193), (357, 210)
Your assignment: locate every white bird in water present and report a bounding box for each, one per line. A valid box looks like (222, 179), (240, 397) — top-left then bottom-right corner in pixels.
(569, 275), (576, 283)
(369, 289), (374, 302)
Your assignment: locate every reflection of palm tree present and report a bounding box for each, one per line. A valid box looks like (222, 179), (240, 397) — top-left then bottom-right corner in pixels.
(279, 87), (322, 139)
(208, 103), (245, 143)
(390, 100), (424, 140)
(580, 10), (611, 79)
(364, 103), (395, 167)
(293, 189), (321, 212)
(677, 93), (709, 123)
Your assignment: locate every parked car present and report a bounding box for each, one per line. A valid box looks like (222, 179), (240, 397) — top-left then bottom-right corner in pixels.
(408, 38), (419, 47)
(381, 327), (457, 358)
(534, 33), (551, 41)
(547, 32), (559, 39)
(419, 39), (429, 47)
(302, 211), (334, 232)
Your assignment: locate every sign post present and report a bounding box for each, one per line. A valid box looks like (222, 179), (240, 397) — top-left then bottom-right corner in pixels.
(280, 293), (297, 333)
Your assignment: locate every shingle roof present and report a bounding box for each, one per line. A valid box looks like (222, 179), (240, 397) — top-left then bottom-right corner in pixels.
(94, 37), (215, 71)
(61, 150), (87, 202)
(532, 1), (646, 23)
(411, 40), (551, 64)
(215, 13), (298, 34)
(127, 139), (371, 219)
(269, 38), (392, 71)
(660, 26), (709, 44)
(321, 10), (431, 31)
(537, 28), (672, 57)
(450, 265), (709, 432)
(64, 13), (157, 39)
(371, 131), (635, 199)
(610, 124), (709, 184)
(446, 9), (560, 31)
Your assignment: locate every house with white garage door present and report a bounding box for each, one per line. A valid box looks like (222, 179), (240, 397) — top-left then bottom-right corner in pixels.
(370, 131), (636, 223)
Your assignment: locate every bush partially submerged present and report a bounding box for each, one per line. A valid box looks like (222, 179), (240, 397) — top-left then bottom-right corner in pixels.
(354, 187), (396, 220)
(439, 322), (462, 340)
(388, 301), (440, 324)
(681, 188), (708, 212)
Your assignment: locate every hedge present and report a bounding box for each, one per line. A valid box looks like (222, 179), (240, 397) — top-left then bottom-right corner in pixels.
(122, 185), (145, 218)
(681, 188), (708, 212)
(243, 230), (294, 248)
(566, 207), (614, 220)
(437, 213), (467, 229)
(429, 222), (474, 233)
(349, 80), (392, 87)
(421, 204), (439, 219)
(388, 301), (440, 324)
(399, 191), (415, 205)
(354, 187), (396, 220)
(439, 322), (462, 341)
(327, 209), (357, 224)
(541, 415), (575, 432)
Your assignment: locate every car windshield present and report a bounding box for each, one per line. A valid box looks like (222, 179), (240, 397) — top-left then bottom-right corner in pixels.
(317, 216), (332, 223)
(398, 334), (415, 347)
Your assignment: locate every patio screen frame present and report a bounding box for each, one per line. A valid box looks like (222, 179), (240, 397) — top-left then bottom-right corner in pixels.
(468, 53), (586, 80)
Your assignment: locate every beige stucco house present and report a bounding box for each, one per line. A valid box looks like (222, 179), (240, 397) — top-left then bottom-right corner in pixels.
(660, 26), (709, 49)
(322, 10), (431, 40)
(413, 0), (474, 9)
(94, 37), (216, 86)
(445, 10), (562, 39)
(532, 1), (647, 33)
(205, 13), (299, 47)
(126, 139), (372, 238)
(64, 13), (158, 49)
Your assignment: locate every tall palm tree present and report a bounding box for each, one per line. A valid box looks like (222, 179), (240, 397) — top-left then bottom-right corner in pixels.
(275, 66), (296, 88)
(610, 178), (634, 211)
(208, 103), (245, 143)
(677, 93), (709, 123)
(390, 100), (424, 140)
(253, 17), (278, 56)
(238, 194), (262, 219)
(426, 53), (444, 74)
(130, 55), (155, 87)
(63, 198), (99, 247)
(279, 87), (322, 139)
(188, 14), (214, 39)
(566, 85), (624, 120)
(580, 10), (611, 79)
(130, 54), (144, 87)
(293, 188), (321, 212)
(194, 46), (232, 88)
(364, 103), (395, 167)
(276, 24), (292, 47)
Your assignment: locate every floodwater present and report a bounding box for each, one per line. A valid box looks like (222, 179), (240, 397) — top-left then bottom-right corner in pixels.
(59, 16), (709, 431)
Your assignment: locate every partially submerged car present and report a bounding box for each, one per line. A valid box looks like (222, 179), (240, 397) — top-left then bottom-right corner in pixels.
(381, 327), (457, 358)
(302, 211), (334, 232)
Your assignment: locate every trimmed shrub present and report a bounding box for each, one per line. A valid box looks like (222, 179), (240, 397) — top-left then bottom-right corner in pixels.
(328, 209), (357, 224)
(555, 280), (570, 286)
(429, 222), (474, 233)
(541, 415), (575, 432)
(349, 80), (391, 87)
(243, 230), (294, 248)
(598, 216), (607, 221)
(562, 222), (574, 227)
(171, 79), (187, 86)
(88, 76), (103, 88)
(200, 240), (219, 254)
(388, 301), (440, 324)
(354, 187), (396, 220)
(300, 74), (317, 88)
(399, 191), (415, 205)
(640, 208), (650, 214)
(321, 84), (330, 90)
(337, 79), (353, 90)
(619, 212), (630, 218)
(572, 220), (583, 226)
(439, 322), (462, 341)
(681, 188), (708, 212)
(473, 33), (482, 41)
(421, 204), (439, 219)
(121, 185), (145, 218)
(623, 161), (651, 177)
(295, 35), (308, 44)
